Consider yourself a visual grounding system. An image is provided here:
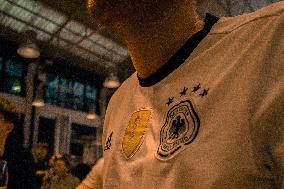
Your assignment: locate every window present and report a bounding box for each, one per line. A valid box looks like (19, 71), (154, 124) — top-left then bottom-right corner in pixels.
(0, 57), (26, 96)
(37, 117), (56, 154)
(45, 73), (100, 113)
(85, 85), (98, 104)
(73, 82), (84, 110)
(70, 143), (84, 156)
(45, 74), (60, 105)
(70, 123), (97, 157)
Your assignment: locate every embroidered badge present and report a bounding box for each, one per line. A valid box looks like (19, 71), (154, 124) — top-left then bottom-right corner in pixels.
(157, 100), (200, 160)
(199, 88), (209, 97)
(104, 132), (113, 151)
(192, 83), (201, 93)
(122, 109), (151, 159)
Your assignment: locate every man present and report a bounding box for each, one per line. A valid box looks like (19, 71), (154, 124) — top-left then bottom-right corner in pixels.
(0, 97), (17, 189)
(33, 143), (50, 189)
(88, 0), (284, 188)
(40, 155), (80, 189)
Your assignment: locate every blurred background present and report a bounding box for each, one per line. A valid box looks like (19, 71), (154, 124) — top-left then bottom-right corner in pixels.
(0, 0), (279, 166)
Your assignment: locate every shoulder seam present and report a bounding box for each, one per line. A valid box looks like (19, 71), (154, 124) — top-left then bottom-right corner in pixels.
(210, 2), (284, 34)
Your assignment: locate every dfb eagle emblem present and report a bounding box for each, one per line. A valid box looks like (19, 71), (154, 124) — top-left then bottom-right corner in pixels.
(156, 100), (200, 160)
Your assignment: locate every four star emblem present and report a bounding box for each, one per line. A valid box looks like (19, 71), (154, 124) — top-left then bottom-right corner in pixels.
(166, 84), (209, 105)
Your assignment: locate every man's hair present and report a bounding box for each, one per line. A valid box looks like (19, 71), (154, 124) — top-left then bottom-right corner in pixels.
(53, 154), (71, 169)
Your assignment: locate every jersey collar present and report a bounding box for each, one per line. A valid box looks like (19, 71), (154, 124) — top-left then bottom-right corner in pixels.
(138, 13), (219, 87)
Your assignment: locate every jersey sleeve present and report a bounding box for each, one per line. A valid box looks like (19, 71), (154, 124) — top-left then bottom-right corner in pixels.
(251, 10), (284, 187)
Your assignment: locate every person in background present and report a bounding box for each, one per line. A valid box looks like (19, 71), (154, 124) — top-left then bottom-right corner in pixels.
(34, 143), (50, 171)
(0, 97), (37, 189)
(33, 143), (51, 189)
(76, 158), (104, 189)
(0, 98), (15, 157)
(0, 97), (17, 189)
(87, 0), (284, 188)
(3, 125), (37, 189)
(40, 154), (80, 189)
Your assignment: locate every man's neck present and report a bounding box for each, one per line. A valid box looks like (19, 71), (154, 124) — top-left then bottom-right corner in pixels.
(116, 4), (204, 78)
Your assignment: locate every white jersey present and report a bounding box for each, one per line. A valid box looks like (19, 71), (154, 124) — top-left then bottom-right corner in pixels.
(102, 2), (284, 188)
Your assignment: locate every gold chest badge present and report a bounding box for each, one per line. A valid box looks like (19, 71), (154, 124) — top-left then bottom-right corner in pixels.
(122, 109), (151, 159)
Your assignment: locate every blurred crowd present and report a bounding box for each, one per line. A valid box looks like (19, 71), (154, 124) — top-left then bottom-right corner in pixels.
(0, 97), (102, 189)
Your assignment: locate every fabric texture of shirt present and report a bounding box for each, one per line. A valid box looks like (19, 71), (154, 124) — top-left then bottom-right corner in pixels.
(102, 2), (284, 189)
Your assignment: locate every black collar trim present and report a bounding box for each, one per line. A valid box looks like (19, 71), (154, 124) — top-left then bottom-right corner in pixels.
(138, 13), (219, 87)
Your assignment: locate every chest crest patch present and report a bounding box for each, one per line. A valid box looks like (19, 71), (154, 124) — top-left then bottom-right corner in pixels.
(156, 100), (200, 160)
(122, 109), (151, 159)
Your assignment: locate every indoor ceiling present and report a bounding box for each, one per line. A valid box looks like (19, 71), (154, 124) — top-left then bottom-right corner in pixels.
(0, 0), (129, 77)
(0, 0), (278, 79)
